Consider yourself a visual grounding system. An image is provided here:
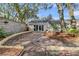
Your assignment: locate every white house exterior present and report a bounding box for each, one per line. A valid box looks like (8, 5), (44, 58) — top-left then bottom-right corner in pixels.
(28, 19), (52, 32)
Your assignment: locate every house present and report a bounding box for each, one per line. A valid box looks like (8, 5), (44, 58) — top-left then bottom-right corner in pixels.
(28, 18), (61, 32)
(28, 19), (51, 32)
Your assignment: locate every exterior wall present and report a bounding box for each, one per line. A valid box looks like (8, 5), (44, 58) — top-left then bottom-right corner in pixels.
(0, 20), (26, 34)
(43, 22), (50, 31)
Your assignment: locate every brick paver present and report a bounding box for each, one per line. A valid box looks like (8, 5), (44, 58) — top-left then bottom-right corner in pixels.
(3, 32), (79, 56)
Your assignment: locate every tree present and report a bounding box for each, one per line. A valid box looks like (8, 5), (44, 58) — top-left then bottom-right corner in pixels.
(12, 3), (39, 23)
(0, 3), (39, 31)
(56, 3), (66, 32)
(0, 4), (13, 20)
(12, 3), (39, 31)
(66, 3), (76, 29)
(38, 3), (66, 32)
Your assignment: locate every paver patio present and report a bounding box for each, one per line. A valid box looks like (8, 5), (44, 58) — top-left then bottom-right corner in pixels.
(1, 32), (79, 56)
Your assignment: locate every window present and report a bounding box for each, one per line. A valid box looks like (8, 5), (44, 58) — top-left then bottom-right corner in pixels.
(39, 25), (41, 31)
(39, 25), (44, 31)
(42, 25), (44, 31)
(34, 25), (38, 31)
(34, 25), (36, 31)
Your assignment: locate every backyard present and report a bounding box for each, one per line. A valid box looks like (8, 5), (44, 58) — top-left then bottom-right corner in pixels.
(1, 3), (79, 56)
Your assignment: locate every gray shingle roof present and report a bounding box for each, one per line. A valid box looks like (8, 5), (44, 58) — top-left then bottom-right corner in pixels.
(29, 19), (48, 23)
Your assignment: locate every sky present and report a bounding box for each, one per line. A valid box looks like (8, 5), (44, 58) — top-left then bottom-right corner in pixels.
(37, 4), (79, 20)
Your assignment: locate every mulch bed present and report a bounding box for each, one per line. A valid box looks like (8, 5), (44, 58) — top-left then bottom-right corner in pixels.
(0, 46), (24, 56)
(0, 38), (4, 41)
(46, 46), (79, 56)
(43, 31), (79, 46)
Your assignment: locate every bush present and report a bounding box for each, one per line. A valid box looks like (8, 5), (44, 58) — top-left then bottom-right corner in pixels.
(0, 28), (9, 38)
(51, 23), (59, 31)
(67, 28), (79, 34)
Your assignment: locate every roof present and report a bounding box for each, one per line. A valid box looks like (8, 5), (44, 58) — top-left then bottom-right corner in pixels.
(28, 18), (61, 24)
(29, 20), (48, 23)
(28, 18), (50, 23)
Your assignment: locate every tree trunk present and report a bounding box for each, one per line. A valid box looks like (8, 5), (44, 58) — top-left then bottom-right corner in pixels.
(66, 3), (76, 29)
(56, 3), (66, 32)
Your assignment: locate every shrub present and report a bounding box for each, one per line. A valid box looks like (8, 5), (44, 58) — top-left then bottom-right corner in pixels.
(0, 27), (9, 38)
(66, 28), (79, 37)
(67, 28), (79, 34)
(51, 23), (59, 31)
